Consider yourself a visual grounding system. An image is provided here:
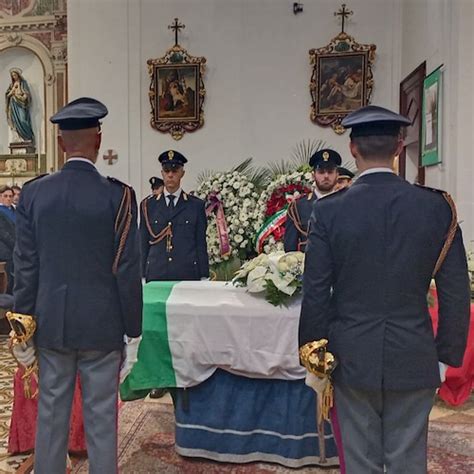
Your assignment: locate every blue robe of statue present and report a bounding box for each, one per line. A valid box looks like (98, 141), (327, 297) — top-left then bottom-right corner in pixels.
(6, 74), (35, 143)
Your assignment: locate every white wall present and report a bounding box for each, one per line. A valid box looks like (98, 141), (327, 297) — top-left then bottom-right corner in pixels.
(0, 47), (45, 154)
(68, 0), (402, 198)
(401, 0), (474, 244)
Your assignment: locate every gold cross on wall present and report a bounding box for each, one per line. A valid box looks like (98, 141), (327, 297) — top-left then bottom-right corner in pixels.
(334, 3), (353, 34)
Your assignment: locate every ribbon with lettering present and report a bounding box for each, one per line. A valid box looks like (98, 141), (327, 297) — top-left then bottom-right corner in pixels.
(206, 192), (231, 257)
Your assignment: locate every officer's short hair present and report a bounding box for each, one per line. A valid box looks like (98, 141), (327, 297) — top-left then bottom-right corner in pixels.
(351, 135), (399, 161)
(0, 185), (12, 194)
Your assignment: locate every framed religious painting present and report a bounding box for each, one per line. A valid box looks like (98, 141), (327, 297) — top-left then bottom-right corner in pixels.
(421, 67), (442, 166)
(310, 32), (376, 134)
(148, 19), (206, 140)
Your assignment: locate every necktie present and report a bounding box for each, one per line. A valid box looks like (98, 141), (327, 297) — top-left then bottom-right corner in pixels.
(168, 194), (176, 209)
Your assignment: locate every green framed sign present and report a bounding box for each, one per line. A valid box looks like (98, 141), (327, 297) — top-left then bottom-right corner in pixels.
(421, 67), (442, 166)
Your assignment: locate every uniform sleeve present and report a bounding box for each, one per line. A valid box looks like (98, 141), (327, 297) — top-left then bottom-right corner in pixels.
(298, 203), (335, 347)
(139, 199), (150, 279)
(284, 202), (299, 252)
(115, 189), (143, 338)
(13, 192), (38, 314)
(434, 224), (471, 367)
(196, 200), (210, 278)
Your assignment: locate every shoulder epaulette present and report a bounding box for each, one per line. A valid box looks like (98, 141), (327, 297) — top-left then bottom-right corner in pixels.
(187, 192), (203, 202)
(23, 173), (49, 186)
(107, 176), (132, 188)
(414, 183), (446, 194)
(140, 194), (154, 203)
(306, 192), (313, 201)
(414, 184), (457, 276)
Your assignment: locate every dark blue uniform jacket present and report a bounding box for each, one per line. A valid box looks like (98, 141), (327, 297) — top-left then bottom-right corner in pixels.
(299, 172), (471, 391)
(13, 160), (143, 351)
(140, 192), (209, 281)
(284, 193), (317, 252)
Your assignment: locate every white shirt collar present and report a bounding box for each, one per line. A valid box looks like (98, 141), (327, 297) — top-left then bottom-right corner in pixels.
(67, 157), (96, 168)
(164, 188), (182, 202)
(313, 187), (335, 199)
(359, 167), (394, 178)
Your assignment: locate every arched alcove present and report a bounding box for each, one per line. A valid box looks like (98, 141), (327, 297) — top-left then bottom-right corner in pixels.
(0, 33), (63, 181)
(0, 47), (45, 154)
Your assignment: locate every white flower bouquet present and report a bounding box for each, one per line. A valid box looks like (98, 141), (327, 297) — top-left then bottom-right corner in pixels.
(233, 251), (305, 306)
(196, 170), (259, 267)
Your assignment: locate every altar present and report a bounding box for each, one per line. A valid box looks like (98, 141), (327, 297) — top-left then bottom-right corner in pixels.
(120, 281), (339, 468)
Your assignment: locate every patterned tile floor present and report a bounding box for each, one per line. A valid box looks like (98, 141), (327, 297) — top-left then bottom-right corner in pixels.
(0, 334), (472, 473)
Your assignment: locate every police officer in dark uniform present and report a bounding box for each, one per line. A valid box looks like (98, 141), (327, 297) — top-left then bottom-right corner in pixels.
(299, 105), (471, 473)
(140, 150), (209, 281)
(336, 166), (355, 190)
(11, 97), (143, 473)
(284, 149), (341, 252)
(149, 176), (164, 196)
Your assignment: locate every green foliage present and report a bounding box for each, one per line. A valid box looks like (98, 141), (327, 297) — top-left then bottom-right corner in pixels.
(232, 158), (269, 190)
(196, 168), (214, 186)
(265, 160), (295, 180)
(210, 256), (242, 281)
(197, 158), (269, 191)
(264, 280), (293, 307)
(291, 139), (326, 169)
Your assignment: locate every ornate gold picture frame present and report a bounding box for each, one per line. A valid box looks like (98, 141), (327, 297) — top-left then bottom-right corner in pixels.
(310, 32), (376, 134)
(148, 44), (206, 140)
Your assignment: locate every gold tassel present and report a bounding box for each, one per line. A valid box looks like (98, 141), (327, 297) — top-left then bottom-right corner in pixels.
(321, 377), (334, 422)
(21, 363), (39, 399)
(6, 311), (39, 399)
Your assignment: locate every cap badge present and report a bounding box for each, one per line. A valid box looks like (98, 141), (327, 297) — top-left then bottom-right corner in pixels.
(323, 151), (330, 161)
(168, 150), (174, 160)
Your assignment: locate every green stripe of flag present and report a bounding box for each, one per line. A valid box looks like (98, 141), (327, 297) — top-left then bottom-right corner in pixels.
(120, 281), (178, 401)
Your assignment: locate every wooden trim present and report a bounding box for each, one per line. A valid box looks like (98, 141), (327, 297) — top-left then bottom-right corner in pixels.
(399, 61), (426, 184)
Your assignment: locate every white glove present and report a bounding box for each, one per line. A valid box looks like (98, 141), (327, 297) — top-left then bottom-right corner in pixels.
(11, 339), (36, 367)
(439, 362), (448, 383)
(305, 371), (328, 396)
(119, 335), (142, 384)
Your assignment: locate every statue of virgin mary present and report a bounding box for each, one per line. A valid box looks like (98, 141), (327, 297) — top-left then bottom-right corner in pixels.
(5, 68), (35, 144)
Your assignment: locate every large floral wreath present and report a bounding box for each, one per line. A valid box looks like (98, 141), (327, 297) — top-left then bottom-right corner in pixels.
(196, 170), (259, 266)
(252, 170), (313, 254)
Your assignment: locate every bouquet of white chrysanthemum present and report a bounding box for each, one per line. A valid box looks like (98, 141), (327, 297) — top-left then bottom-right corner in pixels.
(196, 170), (259, 267)
(233, 251), (305, 306)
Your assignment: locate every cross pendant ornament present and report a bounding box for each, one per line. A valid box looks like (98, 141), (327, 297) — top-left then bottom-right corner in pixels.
(334, 3), (353, 34)
(168, 18), (185, 46)
(103, 149), (118, 165)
